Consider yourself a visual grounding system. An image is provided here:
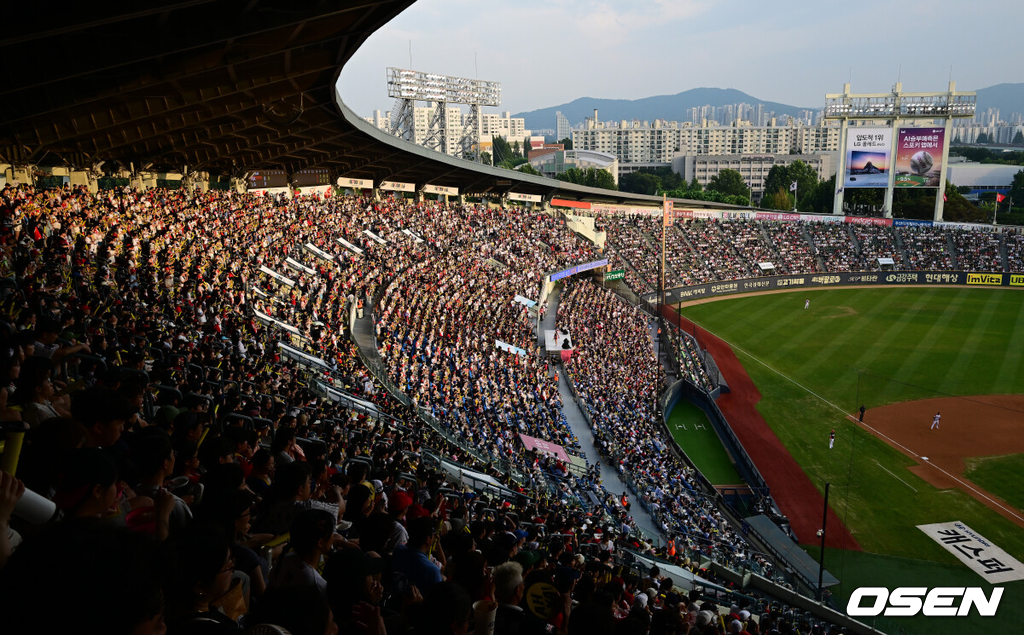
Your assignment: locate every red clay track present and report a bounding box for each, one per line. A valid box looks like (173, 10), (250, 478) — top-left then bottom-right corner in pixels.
(671, 312), (861, 551)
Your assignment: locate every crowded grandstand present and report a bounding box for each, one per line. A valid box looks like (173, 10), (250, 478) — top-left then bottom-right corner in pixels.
(1, 3), (1022, 635)
(0, 179), (1020, 635)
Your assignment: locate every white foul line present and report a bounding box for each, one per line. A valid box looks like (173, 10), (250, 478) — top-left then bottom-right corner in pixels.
(873, 459), (917, 492)
(850, 415), (1024, 524)
(845, 415), (919, 459)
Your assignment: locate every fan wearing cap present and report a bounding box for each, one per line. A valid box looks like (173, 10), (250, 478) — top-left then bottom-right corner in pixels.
(385, 490), (413, 552)
(268, 508), (336, 596)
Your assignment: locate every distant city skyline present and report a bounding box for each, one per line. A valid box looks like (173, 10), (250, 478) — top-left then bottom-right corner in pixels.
(339, 0), (1024, 119)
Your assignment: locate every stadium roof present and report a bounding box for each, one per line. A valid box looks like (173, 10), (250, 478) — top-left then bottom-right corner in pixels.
(0, 0), (738, 207)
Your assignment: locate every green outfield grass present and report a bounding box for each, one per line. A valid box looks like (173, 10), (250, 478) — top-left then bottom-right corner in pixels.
(666, 399), (743, 485)
(677, 288), (1024, 567)
(965, 453), (1024, 511)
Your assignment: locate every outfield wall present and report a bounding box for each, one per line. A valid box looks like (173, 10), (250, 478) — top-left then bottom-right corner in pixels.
(643, 270), (1024, 305)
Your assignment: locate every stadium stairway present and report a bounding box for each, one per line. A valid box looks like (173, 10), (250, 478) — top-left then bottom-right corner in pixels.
(543, 283), (664, 540)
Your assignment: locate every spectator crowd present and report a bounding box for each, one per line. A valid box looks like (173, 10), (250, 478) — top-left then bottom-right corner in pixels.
(2, 180), (1014, 635)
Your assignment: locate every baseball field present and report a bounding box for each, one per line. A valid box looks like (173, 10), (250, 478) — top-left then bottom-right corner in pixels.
(673, 286), (1024, 634)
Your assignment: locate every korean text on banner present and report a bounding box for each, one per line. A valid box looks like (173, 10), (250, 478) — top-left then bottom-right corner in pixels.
(845, 128), (892, 188)
(895, 127), (945, 187)
(918, 521), (1024, 583)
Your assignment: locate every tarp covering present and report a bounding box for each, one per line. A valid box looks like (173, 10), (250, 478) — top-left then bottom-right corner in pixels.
(628, 551), (733, 594)
(520, 434), (570, 462)
(745, 514), (839, 588)
(439, 461), (520, 499)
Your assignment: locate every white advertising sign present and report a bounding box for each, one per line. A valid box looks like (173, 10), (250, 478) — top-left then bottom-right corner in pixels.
(284, 257), (316, 275)
(379, 180), (415, 192)
(303, 243), (336, 261)
(423, 184), (459, 195)
(258, 265), (296, 287)
(401, 229), (424, 243)
(338, 177), (373, 189)
(363, 230), (387, 245)
(918, 521), (1024, 583)
(336, 237), (364, 256)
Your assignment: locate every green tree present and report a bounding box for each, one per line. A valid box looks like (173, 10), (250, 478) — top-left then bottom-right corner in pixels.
(501, 157), (528, 169)
(517, 163), (541, 176)
(558, 137), (573, 150)
(688, 177), (702, 193)
(619, 171), (661, 195)
(512, 141), (521, 158)
(480, 151), (492, 165)
(585, 168), (616, 190)
(763, 188), (793, 211)
(1013, 131), (1024, 146)
(648, 166), (683, 191)
(976, 132), (990, 144)
(805, 174), (836, 215)
(1010, 169), (1024, 207)
(761, 164), (791, 206)
(706, 169), (749, 199)
(788, 160), (820, 212)
(556, 167), (584, 184)
(492, 136), (513, 165)
(943, 181), (987, 223)
(556, 167), (617, 190)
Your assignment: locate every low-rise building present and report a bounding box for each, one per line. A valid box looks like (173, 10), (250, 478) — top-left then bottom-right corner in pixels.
(673, 153), (835, 199)
(528, 149), (619, 185)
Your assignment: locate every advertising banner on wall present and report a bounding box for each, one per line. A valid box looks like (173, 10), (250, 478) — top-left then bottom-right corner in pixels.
(918, 521), (1024, 583)
(895, 127), (945, 187)
(646, 270), (1020, 304)
(845, 128), (892, 188)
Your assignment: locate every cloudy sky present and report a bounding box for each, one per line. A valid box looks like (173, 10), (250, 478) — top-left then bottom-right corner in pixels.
(339, 0), (1024, 118)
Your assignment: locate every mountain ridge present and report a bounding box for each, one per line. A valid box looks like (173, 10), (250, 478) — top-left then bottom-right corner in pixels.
(514, 84), (1024, 133)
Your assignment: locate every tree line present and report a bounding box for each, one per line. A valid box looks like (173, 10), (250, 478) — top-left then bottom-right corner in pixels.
(616, 162), (1000, 222)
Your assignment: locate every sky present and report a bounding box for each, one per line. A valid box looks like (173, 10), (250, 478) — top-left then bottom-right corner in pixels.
(339, 0), (1024, 119)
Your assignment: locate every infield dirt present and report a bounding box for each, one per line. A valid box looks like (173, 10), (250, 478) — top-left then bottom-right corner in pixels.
(857, 395), (1024, 529)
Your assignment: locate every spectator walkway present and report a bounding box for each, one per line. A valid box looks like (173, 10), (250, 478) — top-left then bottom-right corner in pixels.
(546, 284), (664, 541)
(352, 301), (386, 378)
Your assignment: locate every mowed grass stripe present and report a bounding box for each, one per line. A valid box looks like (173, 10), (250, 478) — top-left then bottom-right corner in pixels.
(936, 290), (1003, 395)
(795, 289), (904, 382)
(768, 292), (877, 368)
(733, 294), (804, 342)
(992, 293), (1024, 395)
(868, 288), (971, 404)
(806, 289), (935, 395)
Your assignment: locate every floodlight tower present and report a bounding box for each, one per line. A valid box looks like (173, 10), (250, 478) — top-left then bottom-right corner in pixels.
(824, 81), (975, 221)
(386, 68), (501, 162)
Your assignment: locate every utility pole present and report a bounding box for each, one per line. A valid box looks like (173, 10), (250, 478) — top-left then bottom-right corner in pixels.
(818, 482), (830, 602)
